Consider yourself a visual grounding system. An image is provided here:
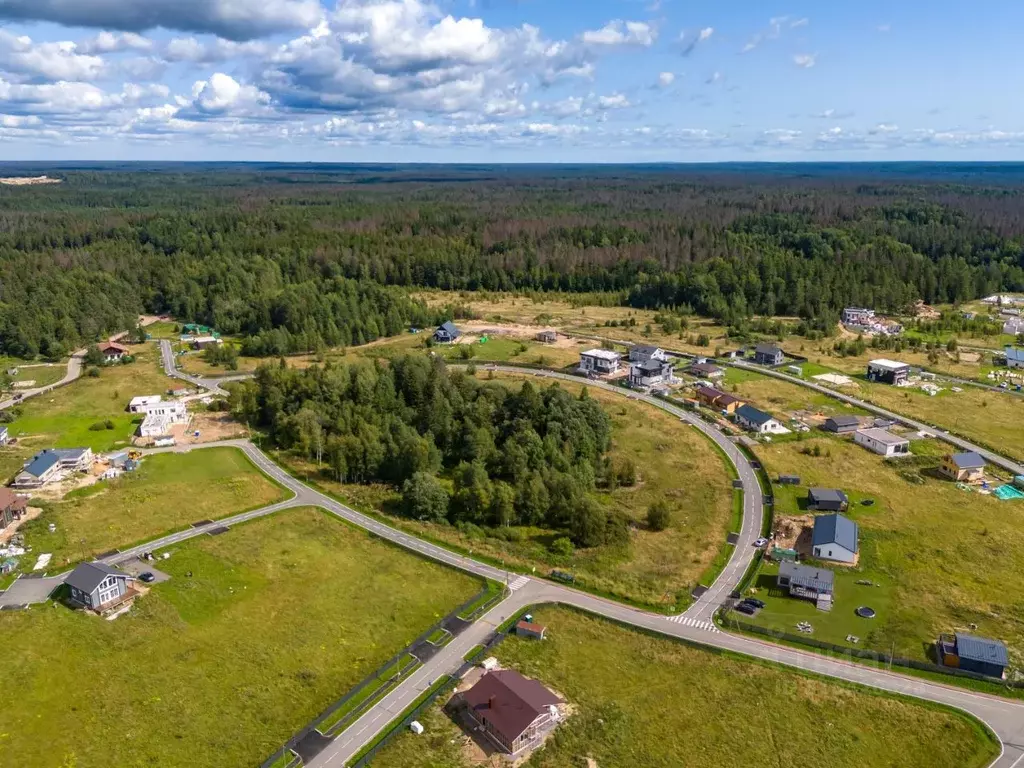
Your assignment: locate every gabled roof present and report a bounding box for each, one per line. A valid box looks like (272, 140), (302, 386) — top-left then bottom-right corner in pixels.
(99, 341), (129, 353)
(825, 415), (860, 428)
(949, 452), (986, 469)
(689, 362), (723, 375)
(0, 487), (26, 511)
(1005, 347), (1024, 363)
(808, 487), (848, 504)
(778, 560), (834, 591)
(736, 404), (775, 426)
(812, 513), (859, 554)
(755, 343), (782, 356)
(22, 451), (60, 478)
(437, 321), (459, 336)
(634, 359), (667, 373)
(64, 562), (129, 594)
(954, 633), (1009, 667)
(462, 670), (560, 743)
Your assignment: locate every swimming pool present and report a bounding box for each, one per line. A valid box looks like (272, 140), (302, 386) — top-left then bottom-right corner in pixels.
(993, 484), (1024, 500)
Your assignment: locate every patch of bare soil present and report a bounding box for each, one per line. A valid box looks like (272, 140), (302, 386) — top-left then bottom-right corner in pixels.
(182, 411), (247, 443)
(773, 514), (815, 554)
(0, 176), (61, 186)
(33, 472), (101, 502)
(138, 314), (170, 326)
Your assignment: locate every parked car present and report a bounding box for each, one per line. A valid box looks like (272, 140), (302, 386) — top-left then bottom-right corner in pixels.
(139, 572), (155, 583)
(742, 598), (766, 609)
(753, 537), (769, 548)
(734, 603), (756, 615)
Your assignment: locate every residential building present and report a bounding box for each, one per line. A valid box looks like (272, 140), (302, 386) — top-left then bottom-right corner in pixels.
(0, 425), (7, 445)
(191, 336), (223, 350)
(13, 448), (93, 488)
(937, 633), (1009, 679)
(822, 415), (860, 434)
(628, 344), (668, 364)
(777, 561), (834, 603)
(535, 330), (557, 344)
(65, 562), (135, 612)
(811, 513), (859, 563)
(433, 321), (460, 343)
(578, 349), (621, 375)
(128, 395), (163, 413)
(98, 342), (129, 363)
(694, 385), (745, 414)
(940, 452), (986, 482)
(854, 428), (911, 458)
(806, 487), (849, 512)
(735, 404), (785, 434)
(842, 307), (875, 326)
(629, 359), (673, 388)
(0, 487), (27, 530)
(1003, 318), (1024, 336)
(753, 343), (784, 366)
(137, 401), (189, 438)
(1004, 347), (1024, 369)
(688, 362), (724, 379)
(866, 359), (910, 385)
(453, 669), (561, 755)
(515, 621), (547, 640)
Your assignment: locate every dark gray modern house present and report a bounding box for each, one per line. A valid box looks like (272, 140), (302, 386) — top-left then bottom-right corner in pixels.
(822, 415), (860, 434)
(777, 561), (835, 609)
(811, 513), (859, 563)
(434, 321), (460, 343)
(65, 562), (135, 612)
(938, 633), (1009, 679)
(753, 343), (784, 366)
(807, 487), (849, 512)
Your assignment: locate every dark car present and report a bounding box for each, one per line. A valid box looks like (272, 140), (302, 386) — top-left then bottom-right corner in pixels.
(742, 598), (766, 609)
(734, 603), (756, 615)
(139, 572), (156, 583)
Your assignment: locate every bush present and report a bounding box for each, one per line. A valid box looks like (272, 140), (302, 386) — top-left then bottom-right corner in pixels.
(87, 420), (115, 432)
(647, 500), (672, 532)
(615, 458), (637, 487)
(549, 536), (574, 556)
(86, 367), (100, 378)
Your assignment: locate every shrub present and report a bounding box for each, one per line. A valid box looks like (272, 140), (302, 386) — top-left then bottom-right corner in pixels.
(647, 500), (672, 532)
(86, 367), (100, 378)
(549, 536), (574, 556)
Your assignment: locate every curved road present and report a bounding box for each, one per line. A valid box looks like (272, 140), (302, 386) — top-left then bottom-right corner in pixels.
(0, 349), (85, 412)
(108, 351), (1024, 768)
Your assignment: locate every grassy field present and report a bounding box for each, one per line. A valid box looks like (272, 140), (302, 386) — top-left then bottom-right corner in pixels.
(0, 508), (480, 768)
(286, 373), (734, 609)
(374, 607), (998, 768)
(720, 367), (871, 419)
(19, 447), (288, 568)
(7, 363), (66, 389)
(177, 349), (262, 376)
(745, 431), (1024, 668)
(7, 343), (173, 452)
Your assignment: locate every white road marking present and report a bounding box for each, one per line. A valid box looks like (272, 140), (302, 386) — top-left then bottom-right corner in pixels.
(507, 575), (530, 592)
(666, 615), (721, 632)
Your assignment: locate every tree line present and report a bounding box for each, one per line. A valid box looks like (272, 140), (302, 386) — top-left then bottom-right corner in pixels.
(230, 355), (631, 547)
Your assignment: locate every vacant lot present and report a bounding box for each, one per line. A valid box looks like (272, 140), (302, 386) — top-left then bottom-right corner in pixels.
(721, 367), (870, 418)
(20, 447), (287, 567)
(8, 344), (172, 452)
(375, 607), (997, 768)
(289, 374), (734, 609)
(0, 508), (480, 768)
(748, 432), (1023, 668)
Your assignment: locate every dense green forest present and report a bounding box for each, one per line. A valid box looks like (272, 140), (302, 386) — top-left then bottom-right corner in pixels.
(231, 355), (626, 546)
(1, 164), (1023, 358)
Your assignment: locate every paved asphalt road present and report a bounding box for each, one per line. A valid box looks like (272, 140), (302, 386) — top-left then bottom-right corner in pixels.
(728, 360), (1024, 476)
(0, 349), (84, 412)
(25, 351), (1023, 767)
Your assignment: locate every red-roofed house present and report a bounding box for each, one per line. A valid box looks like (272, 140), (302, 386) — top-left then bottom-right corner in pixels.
(98, 342), (129, 363)
(454, 670), (561, 755)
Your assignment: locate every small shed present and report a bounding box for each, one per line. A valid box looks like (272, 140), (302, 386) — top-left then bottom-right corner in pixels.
(516, 620), (547, 640)
(777, 474), (801, 486)
(807, 487), (849, 512)
(536, 330), (558, 344)
(938, 633), (1009, 679)
(822, 415), (860, 434)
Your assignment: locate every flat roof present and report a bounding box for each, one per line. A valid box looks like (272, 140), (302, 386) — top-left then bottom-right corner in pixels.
(129, 395), (162, 407)
(581, 349), (621, 361)
(856, 427), (909, 445)
(868, 359), (910, 371)
(779, 560), (834, 591)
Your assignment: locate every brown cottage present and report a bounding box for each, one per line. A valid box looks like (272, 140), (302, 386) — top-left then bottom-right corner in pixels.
(0, 487), (28, 530)
(456, 670), (560, 755)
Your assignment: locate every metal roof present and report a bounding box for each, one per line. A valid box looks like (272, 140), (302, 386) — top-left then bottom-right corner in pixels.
(755, 343), (782, 356)
(630, 344), (662, 354)
(23, 451), (60, 478)
(950, 452), (986, 469)
(808, 487), (848, 504)
(635, 359), (667, 373)
(812, 513), (859, 554)
(437, 321), (459, 336)
(736, 404), (775, 425)
(954, 633), (1009, 667)
(64, 562), (129, 595)
(778, 561), (834, 592)
(1005, 347), (1024, 363)
(826, 415), (860, 427)
(461, 670), (560, 744)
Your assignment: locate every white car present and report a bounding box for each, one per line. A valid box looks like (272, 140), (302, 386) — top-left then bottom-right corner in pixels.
(753, 537), (769, 548)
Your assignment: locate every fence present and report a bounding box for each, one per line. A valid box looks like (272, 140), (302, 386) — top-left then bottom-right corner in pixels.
(259, 584), (499, 768)
(720, 610), (1024, 689)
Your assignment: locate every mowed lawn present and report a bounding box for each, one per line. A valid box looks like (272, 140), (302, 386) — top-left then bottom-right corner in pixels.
(7, 343), (173, 453)
(0, 508), (480, 768)
(21, 447), (287, 568)
(293, 374), (734, 610)
(375, 607), (998, 768)
(748, 433), (1024, 666)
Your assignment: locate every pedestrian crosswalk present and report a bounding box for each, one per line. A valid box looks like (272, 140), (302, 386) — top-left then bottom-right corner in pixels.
(666, 615), (721, 633)
(507, 575), (530, 592)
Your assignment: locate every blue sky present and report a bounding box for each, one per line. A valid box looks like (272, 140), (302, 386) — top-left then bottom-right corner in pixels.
(0, 0), (1020, 161)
